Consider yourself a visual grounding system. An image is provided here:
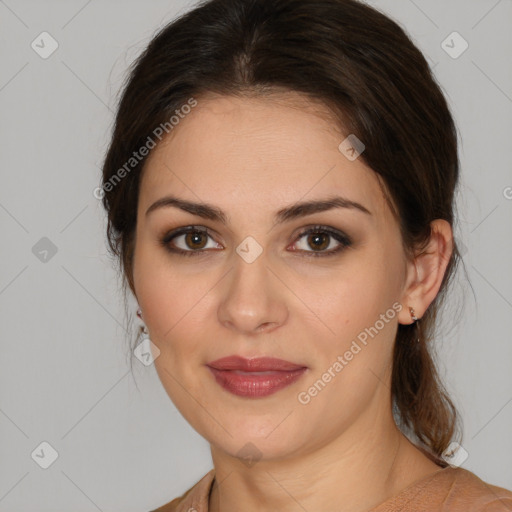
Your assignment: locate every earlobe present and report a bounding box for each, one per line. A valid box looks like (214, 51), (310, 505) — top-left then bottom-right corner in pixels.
(398, 219), (453, 325)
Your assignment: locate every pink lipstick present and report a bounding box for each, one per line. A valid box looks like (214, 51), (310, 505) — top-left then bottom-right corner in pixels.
(206, 355), (307, 398)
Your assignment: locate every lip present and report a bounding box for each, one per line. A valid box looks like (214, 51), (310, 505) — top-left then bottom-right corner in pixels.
(206, 356), (308, 398)
(207, 355), (306, 371)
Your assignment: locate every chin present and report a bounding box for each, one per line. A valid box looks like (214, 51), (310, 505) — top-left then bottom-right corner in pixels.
(205, 412), (308, 461)
(211, 434), (301, 464)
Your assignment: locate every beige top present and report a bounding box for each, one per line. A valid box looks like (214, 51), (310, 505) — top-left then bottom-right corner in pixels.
(150, 466), (512, 511)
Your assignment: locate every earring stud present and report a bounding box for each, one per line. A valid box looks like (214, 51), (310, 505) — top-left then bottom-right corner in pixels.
(409, 307), (418, 322)
(136, 308), (149, 336)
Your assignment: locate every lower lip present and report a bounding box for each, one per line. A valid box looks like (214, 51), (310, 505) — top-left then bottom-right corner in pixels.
(207, 367), (307, 398)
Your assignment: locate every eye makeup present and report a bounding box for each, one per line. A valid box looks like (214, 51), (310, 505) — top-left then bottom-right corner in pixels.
(158, 224), (353, 258)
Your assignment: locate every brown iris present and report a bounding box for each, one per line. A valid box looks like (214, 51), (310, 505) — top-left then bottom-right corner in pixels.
(185, 231), (208, 250)
(307, 232), (329, 251)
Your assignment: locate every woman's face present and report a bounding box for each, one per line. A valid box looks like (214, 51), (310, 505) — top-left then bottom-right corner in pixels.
(133, 93), (414, 461)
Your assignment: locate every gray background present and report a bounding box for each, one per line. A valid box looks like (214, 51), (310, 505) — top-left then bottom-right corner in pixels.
(0, 0), (511, 510)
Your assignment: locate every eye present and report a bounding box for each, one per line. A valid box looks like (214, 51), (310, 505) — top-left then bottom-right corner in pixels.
(290, 225), (352, 257)
(160, 226), (221, 256)
(160, 224), (352, 258)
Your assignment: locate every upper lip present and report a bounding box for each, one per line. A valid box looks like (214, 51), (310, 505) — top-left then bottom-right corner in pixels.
(207, 355), (306, 372)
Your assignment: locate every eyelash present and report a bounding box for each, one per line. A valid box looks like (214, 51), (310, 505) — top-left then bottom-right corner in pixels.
(159, 225), (352, 258)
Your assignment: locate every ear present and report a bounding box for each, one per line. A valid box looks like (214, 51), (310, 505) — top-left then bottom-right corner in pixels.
(397, 219), (453, 325)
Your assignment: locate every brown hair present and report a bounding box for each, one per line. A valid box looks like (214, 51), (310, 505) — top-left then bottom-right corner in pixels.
(101, 0), (465, 462)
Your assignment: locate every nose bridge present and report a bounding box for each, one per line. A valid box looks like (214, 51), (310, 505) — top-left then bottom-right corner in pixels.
(217, 242), (288, 334)
(232, 243), (270, 291)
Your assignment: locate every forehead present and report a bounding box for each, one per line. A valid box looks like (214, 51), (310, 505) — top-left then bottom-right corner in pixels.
(139, 93), (389, 223)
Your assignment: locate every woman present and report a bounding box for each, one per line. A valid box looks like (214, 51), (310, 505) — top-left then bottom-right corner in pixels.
(100, 0), (512, 510)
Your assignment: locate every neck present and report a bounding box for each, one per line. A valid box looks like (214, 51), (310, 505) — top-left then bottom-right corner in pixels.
(208, 401), (441, 512)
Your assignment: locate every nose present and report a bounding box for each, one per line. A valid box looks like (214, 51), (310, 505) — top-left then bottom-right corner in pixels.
(217, 251), (289, 336)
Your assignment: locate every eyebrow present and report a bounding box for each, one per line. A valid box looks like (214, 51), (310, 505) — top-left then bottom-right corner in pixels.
(145, 194), (371, 224)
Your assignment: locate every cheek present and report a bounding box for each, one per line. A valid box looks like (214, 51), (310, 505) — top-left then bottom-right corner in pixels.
(296, 280), (399, 429)
(133, 243), (198, 347)
(296, 252), (400, 380)
(302, 259), (389, 334)
(134, 257), (226, 382)
(136, 260), (213, 410)
(139, 275), (210, 355)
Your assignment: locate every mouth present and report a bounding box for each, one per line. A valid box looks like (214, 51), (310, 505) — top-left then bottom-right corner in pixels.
(206, 355), (308, 398)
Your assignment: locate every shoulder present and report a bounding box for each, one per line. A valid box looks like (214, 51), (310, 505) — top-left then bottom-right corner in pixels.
(149, 469), (215, 512)
(149, 495), (182, 512)
(414, 466), (512, 511)
(445, 467), (512, 511)
(371, 466), (512, 512)
(149, 466), (512, 511)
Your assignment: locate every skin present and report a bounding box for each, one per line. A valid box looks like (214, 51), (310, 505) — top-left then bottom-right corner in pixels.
(132, 92), (453, 512)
